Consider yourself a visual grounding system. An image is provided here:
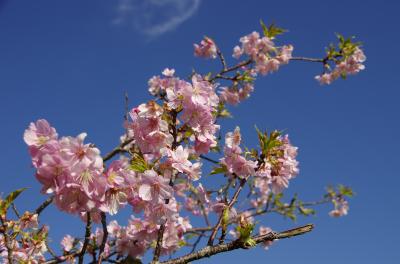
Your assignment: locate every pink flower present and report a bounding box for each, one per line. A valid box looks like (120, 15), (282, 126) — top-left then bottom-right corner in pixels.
(270, 135), (299, 194)
(221, 127), (257, 178)
(128, 101), (173, 158)
(167, 146), (202, 180)
(194, 37), (217, 59)
(316, 47), (366, 85)
(233, 31), (293, 76)
(219, 87), (240, 105)
(24, 119), (58, 148)
(329, 197), (349, 217)
(19, 212), (38, 229)
(61, 235), (75, 252)
(162, 68), (175, 77)
(138, 170), (173, 202)
(315, 73), (333, 84)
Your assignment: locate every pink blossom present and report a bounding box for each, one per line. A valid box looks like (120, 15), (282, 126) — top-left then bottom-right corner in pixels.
(233, 31), (293, 76)
(167, 146), (202, 180)
(61, 235), (75, 252)
(162, 68), (175, 77)
(221, 127), (257, 178)
(270, 135), (299, 194)
(194, 37), (217, 59)
(138, 170), (173, 202)
(23, 119), (58, 148)
(316, 47), (366, 85)
(329, 197), (349, 217)
(19, 212), (38, 229)
(128, 101), (173, 158)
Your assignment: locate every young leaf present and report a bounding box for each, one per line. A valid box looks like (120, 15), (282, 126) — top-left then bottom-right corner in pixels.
(0, 188), (27, 216)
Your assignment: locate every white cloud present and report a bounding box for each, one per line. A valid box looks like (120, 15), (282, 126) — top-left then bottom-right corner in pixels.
(113, 0), (201, 37)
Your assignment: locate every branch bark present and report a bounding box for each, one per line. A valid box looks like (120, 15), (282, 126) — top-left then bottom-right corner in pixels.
(78, 212), (92, 264)
(162, 224), (314, 264)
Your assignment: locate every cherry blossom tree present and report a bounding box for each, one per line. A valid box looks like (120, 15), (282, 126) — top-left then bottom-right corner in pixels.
(0, 20), (364, 264)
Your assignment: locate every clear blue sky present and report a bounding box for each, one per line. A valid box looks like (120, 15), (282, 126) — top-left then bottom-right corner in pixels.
(0, 0), (399, 263)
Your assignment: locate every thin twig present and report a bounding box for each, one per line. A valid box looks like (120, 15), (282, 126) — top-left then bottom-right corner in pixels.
(216, 49), (228, 71)
(152, 222), (166, 263)
(11, 203), (20, 218)
(45, 239), (59, 259)
(78, 212), (92, 264)
(190, 231), (205, 253)
(35, 196), (54, 215)
(161, 224), (314, 264)
(102, 138), (133, 162)
(207, 178), (247, 246)
(199, 155), (219, 164)
(290, 56), (324, 63)
(97, 212), (109, 263)
(43, 252), (80, 264)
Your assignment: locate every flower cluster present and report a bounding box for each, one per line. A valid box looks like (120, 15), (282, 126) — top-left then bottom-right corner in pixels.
(148, 69), (220, 155)
(233, 31), (293, 76)
(218, 83), (254, 106)
(252, 134), (299, 207)
(24, 120), (105, 214)
(329, 196), (349, 217)
(0, 225), (48, 263)
(194, 36), (217, 59)
(127, 101), (173, 159)
(221, 127), (258, 178)
(315, 47), (366, 84)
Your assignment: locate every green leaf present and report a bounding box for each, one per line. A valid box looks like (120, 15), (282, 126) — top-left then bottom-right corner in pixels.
(260, 19), (269, 38)
(0, 188), (27, 216)
(338, 185), (354, 197)
(129, 153), (148, 173)
(222, 207), (230, 229)
(210, 165), (226, 175)
(298, 205), (316, 216)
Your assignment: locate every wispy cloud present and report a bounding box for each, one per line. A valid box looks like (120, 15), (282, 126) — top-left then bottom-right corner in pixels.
(113, 0), (201, 37)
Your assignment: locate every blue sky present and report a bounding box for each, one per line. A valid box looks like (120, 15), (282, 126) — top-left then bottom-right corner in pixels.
(0, 0), (399, 263)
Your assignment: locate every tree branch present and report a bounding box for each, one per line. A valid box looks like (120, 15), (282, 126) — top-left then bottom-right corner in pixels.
(35, 195), (54, 215)
(207, 178), (247, 246)
(290, 56), (324, 63)
(152, 222), (166, 263)
(162, 224), (314, 264)
(102, 139), (133, 162)
(78, 212), (92, 264)
(97, 212), (109, 263)
(0, 217), (13, 264)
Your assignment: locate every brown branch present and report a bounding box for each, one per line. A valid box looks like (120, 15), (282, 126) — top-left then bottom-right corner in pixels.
(161, 224), (314, 264)
(0, 217), (13, 263)
(45, 239), (59, 259)
(207, 178), (247, 246)
(199, 155), (219, 164)
(221, 59), (253, 75)
(216, 49), (228, 71)
(102, 138), (133, 162)
(97, 212), (109, 263)
(35, 195), (54, 216)
(152, 222), (166, 263)
(43, 252), (80, 264)
(290, 56), (324, 63)
(11, 203), (20, 218)
(78, 212), (92, 264)
(153, 110), (180, 263)
(190, 231), (205, 253)
(186, 196), (330, 235)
